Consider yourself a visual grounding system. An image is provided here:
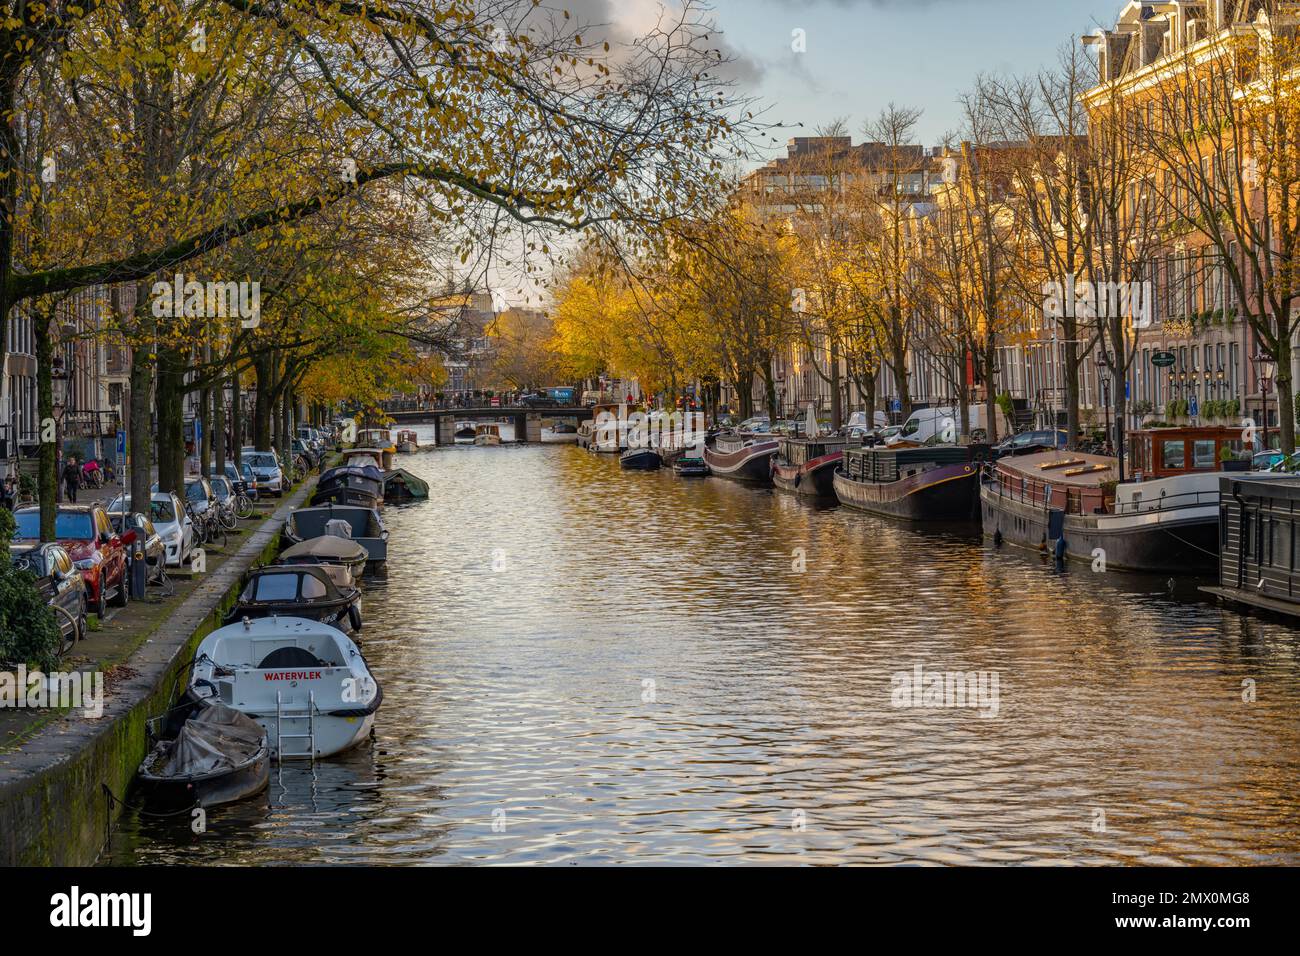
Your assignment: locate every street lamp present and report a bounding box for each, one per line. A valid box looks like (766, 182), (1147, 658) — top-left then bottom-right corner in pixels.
(1249, 348), (1276, 451)
(1096, 350), (1112, 453)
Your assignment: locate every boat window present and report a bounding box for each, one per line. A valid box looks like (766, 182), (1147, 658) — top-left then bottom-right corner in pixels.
(1192, 440), (1217, 469)
(1161, 439), (1186, 470)
(253, 574), (301, 602)
(301, 575), (328, 599)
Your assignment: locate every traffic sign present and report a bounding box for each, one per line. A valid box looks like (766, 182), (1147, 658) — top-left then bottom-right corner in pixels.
(116, 429), (126, 456)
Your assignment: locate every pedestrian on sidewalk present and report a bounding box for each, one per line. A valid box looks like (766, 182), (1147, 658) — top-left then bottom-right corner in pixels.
(62, 456), (80, 503)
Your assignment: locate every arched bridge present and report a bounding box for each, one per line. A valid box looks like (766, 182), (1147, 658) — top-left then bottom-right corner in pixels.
(386, 406), (593, 444)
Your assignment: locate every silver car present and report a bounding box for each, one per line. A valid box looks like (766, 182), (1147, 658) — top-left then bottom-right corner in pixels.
(108, 492), (195, 567)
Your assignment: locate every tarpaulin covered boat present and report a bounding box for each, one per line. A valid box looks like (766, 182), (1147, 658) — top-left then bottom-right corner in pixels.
(137, 702), (270, 809)
(382, 468), (429, 501)
(277, 535), (368, 582)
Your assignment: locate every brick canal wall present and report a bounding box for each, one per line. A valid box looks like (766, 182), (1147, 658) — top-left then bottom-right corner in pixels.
(0, 482), (314, 865)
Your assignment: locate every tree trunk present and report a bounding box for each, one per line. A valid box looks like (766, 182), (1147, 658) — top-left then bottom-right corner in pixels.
(231, 374), (244, 467)
(890, 337), (912, 416)
(199, 382), (211, 478)
(860, 369), (878, 426)
(34, 302), (55, 541)
(1276, 333), (1294, 456)
(759, 356), (778, 421)
(253, 354), (273, 451)
(128, 307), (154, 510)
(958, 344), (971, 444)
(0, 75), (19, 393)
(984, 337), (999, 444)
(829, 335), (843, 430)
(155, 345), (185, 493)
(732, 368), (754, 419)
(1063, 315), (1080, 450)
(213, 376), (227, 477)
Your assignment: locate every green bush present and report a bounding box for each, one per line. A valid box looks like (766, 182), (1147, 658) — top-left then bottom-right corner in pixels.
(0, 508), (60, 670)
(995, 391), (1015, 421)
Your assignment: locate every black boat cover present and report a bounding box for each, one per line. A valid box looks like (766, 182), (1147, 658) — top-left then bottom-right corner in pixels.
(146, 703), (266, 780)
(319, 464), (384, 485)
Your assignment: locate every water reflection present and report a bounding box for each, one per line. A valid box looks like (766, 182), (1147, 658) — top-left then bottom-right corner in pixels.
(107, 433), (1300, 865)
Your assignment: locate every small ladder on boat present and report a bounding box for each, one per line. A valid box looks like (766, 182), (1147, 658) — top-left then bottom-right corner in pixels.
(276, 690), (316, 762)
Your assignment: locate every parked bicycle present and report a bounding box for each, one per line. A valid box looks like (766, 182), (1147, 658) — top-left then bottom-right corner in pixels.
(81, 458), (103, 489)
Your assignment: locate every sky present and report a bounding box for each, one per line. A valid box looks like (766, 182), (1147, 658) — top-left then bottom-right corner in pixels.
(497, 1), (1130, 305)
(625, 0), (1126, 150)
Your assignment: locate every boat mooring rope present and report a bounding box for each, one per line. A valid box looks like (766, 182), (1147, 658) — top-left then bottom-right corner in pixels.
(103, 783), (198, 820)
(1159, 528), (1221, 559)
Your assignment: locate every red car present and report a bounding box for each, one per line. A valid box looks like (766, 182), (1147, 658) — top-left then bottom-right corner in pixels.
(10, 504), (129, 618)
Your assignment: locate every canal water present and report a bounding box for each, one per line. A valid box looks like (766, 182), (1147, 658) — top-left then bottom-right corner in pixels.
(107, 429), (1300, 865)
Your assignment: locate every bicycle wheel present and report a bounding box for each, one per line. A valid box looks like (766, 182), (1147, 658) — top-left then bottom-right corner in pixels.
(154, 563), (174, 597)
(50, 605), (79, 661)
(219, 508), (237, 530)
(236, 495), (254, 519)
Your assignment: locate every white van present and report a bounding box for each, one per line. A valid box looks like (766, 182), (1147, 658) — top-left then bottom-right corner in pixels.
(886, 405), (1007, 446)
(847, 411), (889, 430)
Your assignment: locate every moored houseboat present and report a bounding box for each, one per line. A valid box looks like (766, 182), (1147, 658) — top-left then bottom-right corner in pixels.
(703, 431), (780, 483)
(772, 434), (847, 498)
(1203, 476), (1300, 616)
(980, 427), (1277, 573)
(833, 444), (981, 520)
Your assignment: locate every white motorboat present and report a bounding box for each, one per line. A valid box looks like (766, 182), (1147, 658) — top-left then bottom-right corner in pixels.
(189, 616), (382, 760)
(474, 423), (503, 446)
(453, 421), (477, 444)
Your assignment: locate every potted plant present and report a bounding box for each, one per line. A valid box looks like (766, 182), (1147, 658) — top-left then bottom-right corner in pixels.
(1222, 445), (1250, 472)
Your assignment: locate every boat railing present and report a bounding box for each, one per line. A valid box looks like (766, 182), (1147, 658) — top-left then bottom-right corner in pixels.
(988, 467), (1221, 518)
(1111, 488), (1220, 515)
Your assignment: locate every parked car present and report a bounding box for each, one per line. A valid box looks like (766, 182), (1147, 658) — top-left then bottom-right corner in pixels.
(992, 429), (1070, 459)
(109, 492), (195, 568)
(1254, 449), (1288, 471)
(223, 460), (257, 499)
(9, 541), (87, 645)
(736, 416), (772, 434)
(10, 504), (128, 619)
(111, 510), (165, 583)
(518, 392), (558, 408)
(151, 477), (217, 532)
(242, 448), (284, 496)
(291, 438), (320, 467)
